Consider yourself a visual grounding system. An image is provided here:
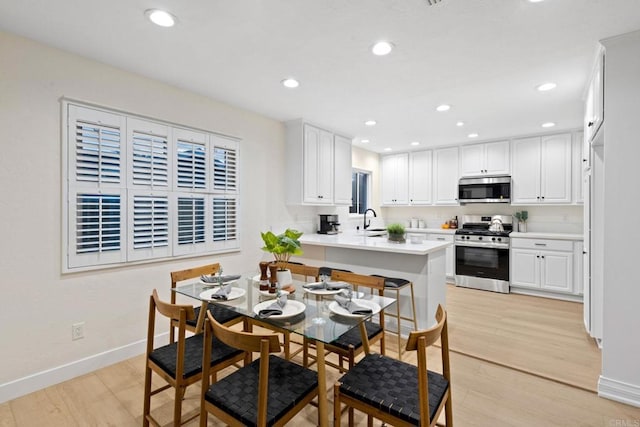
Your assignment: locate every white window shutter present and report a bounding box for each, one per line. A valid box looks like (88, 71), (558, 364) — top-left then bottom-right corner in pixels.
(173, 194), (208, 256)
(174, 128), (208, 191)
(68, 190), (127, 268)
(211, 135), (239, 193)
(211, 196), (239, 250)
(127, 118), (170, 189)
(127, 192), (171, 261)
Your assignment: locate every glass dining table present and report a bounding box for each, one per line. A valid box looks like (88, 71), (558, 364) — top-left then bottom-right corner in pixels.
(172, 272), (396, 427)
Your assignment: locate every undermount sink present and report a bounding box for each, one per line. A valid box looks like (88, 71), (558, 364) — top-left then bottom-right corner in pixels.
(363, 228), (387, 237)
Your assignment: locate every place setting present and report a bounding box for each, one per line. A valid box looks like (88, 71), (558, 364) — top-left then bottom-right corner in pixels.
(253, 291), (306, 320)
(328, 289), (381, 318)
(302, 274), (356, 296)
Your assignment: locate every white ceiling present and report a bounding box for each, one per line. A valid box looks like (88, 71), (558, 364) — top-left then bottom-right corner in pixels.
(1, 0), (640, 152)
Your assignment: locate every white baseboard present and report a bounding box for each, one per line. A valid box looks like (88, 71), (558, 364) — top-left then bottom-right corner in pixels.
(0, 332), (169, 404)
(599, 375), (640, 408)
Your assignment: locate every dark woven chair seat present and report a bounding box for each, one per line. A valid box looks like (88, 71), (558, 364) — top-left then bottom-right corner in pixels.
(318, 266), (352, 277)
(371, 274), (411, 288)
(149, 333), (243, 379)
(339, 353), (449, 424)
(205, 355), (318, 426)
(330, 321), (383, 350)
(186, 304), (243, 328)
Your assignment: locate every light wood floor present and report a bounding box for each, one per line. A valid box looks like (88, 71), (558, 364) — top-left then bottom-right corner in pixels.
(3, 286), (640, 426)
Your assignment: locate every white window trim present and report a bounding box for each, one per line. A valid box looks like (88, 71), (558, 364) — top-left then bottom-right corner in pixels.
(62, 99), (241, 273)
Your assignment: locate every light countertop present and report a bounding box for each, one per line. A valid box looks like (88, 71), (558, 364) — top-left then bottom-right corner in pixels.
(404, 228), (457, 235)
(300, 232), (451, 256)
(510, 232), (583, 241)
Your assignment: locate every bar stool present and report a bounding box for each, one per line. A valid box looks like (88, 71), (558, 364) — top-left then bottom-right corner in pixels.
(371, 274), (418, 360)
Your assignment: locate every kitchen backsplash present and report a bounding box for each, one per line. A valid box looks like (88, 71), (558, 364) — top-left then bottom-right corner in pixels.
(278, 204), (583, 235)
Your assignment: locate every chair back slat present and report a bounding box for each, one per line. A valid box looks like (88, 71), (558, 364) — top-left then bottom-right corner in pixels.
(286, 262), (320, 281)
(152, 289), (196, 322)
(170, 263), (220, 287)
(405, 304), (446, 351)
(331, 271), (386, 292)
(206, 311), (281, 353)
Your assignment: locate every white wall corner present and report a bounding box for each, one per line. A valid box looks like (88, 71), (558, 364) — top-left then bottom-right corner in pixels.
(598, 375), (640, 408)
(0, 332), (168, 404)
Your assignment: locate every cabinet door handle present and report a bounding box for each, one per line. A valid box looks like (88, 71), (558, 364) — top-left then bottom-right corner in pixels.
(534, 243), (547, 246)
(588, 121), (594, 127)
(541, 196), (545, 200)
(541, 255), (545, 259)
(536, 255), (540, 258)
(437, 237), (445, 241)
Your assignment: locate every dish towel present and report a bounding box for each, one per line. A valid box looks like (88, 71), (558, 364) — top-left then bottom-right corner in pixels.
(200, 274), (241, 284)
(209, 283), (233, 300)
(334, 294), (372, 315)
(258, 294), (288, 317)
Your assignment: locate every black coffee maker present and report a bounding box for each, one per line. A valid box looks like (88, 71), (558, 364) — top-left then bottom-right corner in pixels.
(318, 214), (340, 234)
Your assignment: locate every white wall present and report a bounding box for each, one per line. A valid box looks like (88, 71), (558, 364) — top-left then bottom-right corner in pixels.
(0, 31), (296, 401)
(599, 30), (640, 407)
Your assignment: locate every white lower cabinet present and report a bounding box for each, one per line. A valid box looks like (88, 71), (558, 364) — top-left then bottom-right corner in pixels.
(510, 237), (581, 298)
(426, 233), (455, 280)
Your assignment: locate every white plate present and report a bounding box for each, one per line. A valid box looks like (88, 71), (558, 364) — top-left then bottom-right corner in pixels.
(199, 287), (246, 301)
(328, 299), (381, 318)
(258, 288), (290, 297)
(303, 282), (344, 296)
(253, 299), (306, 319)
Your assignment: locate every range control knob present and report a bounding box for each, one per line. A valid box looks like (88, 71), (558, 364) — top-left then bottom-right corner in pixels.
(491, 237), (496, 241)
(478, 237), (483, 240)
(497, 238), (502, 242)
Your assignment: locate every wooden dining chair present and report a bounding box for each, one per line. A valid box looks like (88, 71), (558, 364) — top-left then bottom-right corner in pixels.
(143, 290), (245, 427)
(200, 310), (320, 426)
(170, 263), (244, 343)
(302, 271), (386, 373)
(333, 304), (453, 427)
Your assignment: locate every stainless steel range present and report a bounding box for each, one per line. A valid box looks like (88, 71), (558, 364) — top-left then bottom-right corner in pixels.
(455, 214), (513, 293)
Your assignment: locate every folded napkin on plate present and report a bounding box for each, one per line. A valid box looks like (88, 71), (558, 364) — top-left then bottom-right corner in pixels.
(258, 294), (288, 318)
(209, 283), (233, 300)
(303, 280), (350, 291)
(334, 294), (372, 315)
(200, 274), (241, 284)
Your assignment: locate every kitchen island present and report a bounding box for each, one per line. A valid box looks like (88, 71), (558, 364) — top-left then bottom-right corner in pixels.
(299, 232), (451, 331)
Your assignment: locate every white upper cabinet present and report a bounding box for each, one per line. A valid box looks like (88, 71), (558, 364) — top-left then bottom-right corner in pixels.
(433, 147), (459, 205)
(381, 153), (409, 205)
(302, 124), (334, 204)
(512, 133), (572, 204)
(285, 120), (352, 206)
(333, 134), (353, 206)
(585, 49), (604, 143)
(409, 150), (432, 205)
(460, 140), (510, 177)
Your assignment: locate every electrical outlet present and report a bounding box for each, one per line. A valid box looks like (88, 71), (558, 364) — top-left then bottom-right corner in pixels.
(72, 322), (84, 340)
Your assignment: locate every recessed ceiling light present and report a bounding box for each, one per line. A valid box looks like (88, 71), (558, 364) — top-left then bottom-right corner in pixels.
(528, 0), (544, 3)
(411, 141), (420, 146)
(145, 9), (176, 27)
(364, 120), (377, 126)
(541, 122), (556, 128)
(361, 139), (370, 143)
(456, 121), (465, 127)
(468, 133), (479, 138)
(383, 147), (392, 152)
(281, 78), (299, 88)
(536, 82), (557, 92)
(436, 104), (451, 112)
(371, 41), (394, 56)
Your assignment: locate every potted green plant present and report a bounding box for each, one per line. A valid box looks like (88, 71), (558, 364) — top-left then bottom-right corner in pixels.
(386, 223), (406, 243)
(260, 228), (304, 284)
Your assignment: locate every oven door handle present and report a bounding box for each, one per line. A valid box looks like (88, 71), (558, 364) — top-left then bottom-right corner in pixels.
(455, 241), (509, 249)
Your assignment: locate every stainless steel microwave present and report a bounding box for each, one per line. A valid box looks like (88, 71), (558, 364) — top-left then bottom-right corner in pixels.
(458, 175), (511, 204)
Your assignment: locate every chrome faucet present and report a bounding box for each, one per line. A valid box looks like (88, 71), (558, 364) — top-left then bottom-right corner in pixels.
(363, 208), (377, 230)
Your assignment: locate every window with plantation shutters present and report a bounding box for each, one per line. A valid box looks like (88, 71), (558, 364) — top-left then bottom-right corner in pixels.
(64, 101), (241, 272)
